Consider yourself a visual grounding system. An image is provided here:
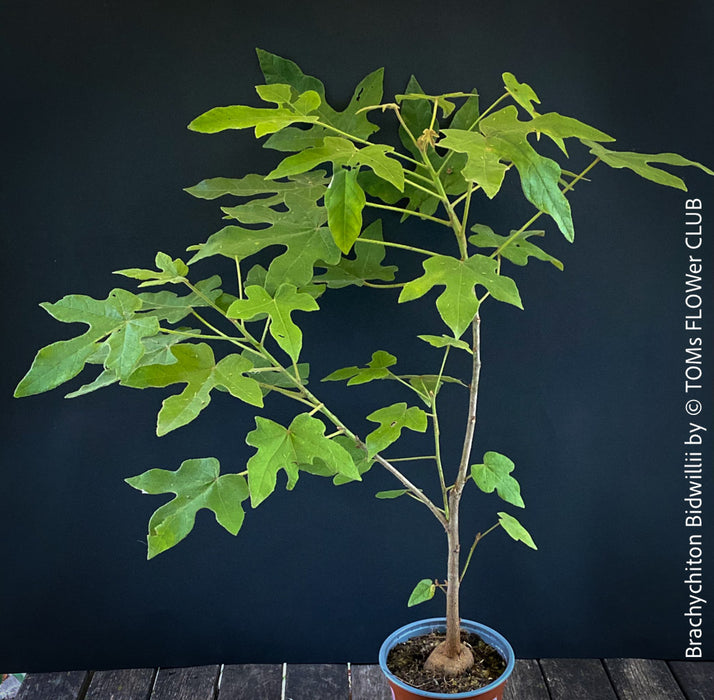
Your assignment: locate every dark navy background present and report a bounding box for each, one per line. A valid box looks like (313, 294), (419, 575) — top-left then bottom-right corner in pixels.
(2, 0), (712, 670)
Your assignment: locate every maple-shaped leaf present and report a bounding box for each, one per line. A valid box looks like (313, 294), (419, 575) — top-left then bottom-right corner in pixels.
(438, 130), (509, 198)
(136, 276), (224, 324)
(187, 85), (321, 138)
(14, 289), (160, 397)
(125, 343), (264, 436)
(584, 140), (714, 190)
(187, 172), (340, 291)
(125, 457), (249, 559)
(246, 413), (361, 507)
(502, 72), (541, 117)
(227, 284), (319, 362)
(469, 224), (563, 270)
(313, 220), (397, 288)
(257, 49), (383, 149)
(471, 451), (524, 508)
(114, 251), (189, 287)
(64, 332), (188, 399)
(267, 136), (404, 191)
(365, 402), (428, 457)
(399, 254), (522, 338)
(477, 105), (613, 241)
(322, 350), (397, 385)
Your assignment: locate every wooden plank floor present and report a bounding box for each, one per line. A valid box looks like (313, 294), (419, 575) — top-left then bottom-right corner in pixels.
(14, 660), (713, 699)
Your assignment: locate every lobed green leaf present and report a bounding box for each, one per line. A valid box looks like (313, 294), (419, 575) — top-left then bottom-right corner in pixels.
(399, 254), (522, 338)
(469, 224), (563, 270)
(125, 457), (249, 559)
(584, 141), (714, 190)
(365, 402), (428, 457)
(246, 413), (361, 507)
(227, 284), (319, 362)
(472, 451), (524, 508)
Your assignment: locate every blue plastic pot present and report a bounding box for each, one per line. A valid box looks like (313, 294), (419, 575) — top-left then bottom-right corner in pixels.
(378, 618), (515, 699)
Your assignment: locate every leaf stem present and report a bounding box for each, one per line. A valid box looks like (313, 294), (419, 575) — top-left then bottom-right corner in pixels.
(365, 201), (451, 227)
(386, 455), (437, 463)
(460, 522), (500, 582)
(353, 237), (440, 258)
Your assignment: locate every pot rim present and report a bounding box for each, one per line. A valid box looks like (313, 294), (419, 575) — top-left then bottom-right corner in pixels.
(378, 617), (515, 699)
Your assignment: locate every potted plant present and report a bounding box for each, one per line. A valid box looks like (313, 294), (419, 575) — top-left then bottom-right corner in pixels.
(14, 50), (712, 697)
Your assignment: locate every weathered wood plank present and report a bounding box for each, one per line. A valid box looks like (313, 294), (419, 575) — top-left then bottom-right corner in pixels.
(16, 671), (91, 700)
(218, 664), (282, 699)
(284, 664), (348, 700)
(539, 659), (617, 700)
(151, 665), (219, 700)
(350, 664), (391, 700)
(604, 658), (685, 699)
(85, 668), (155, 700)
(503, 659), (550, 700)
(669, 660), (714, 700)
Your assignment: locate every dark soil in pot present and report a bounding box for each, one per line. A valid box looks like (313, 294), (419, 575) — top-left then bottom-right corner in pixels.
(386, 629), (507, 694)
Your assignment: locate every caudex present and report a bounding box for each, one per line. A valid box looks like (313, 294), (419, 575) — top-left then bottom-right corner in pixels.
(15, 50), (712, 678)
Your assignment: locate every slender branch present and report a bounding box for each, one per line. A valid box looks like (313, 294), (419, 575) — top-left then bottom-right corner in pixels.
(372, 452), (448, 529)
(432, 400), (448, 517)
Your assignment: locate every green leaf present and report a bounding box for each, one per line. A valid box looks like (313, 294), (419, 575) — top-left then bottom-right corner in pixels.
(375, 489), (408, 499)
(399, 254), (522, 338)
(14, 288), (154, 397)
(325, 168), (366, 254)
(417, 334), (472, 353)
(313, 220), (397, 288)
(365, 402), (428, 457)
(187, 86), (321, 138)
(246, 413), (361, 507)
(187, 172), (340, 290)
(469, 224), (563, 270)
(125, 343), (264, 436)
(480, 107), (575, 241)
(331, 435), (374, 485)
(408, 578), (436, 607)
(584, 141), (714, 190)
(257, 49), (383, 146)
(529, 113), (613, 143)
(498, 511), (537, 549)
(322, 350), (397, 386)
(268, 137), (404, 191)
(114, 252), (189, 287)
(137, 276), (224, 324)
(438, 129), (508, 198)
(449, 91), (480, 130)
(398, 76), (433, 157)
(125, 457), (249, 559)
(502, 72), (540, 116)
(227, 284), (319, 362)
(472, 452), (524, 508)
